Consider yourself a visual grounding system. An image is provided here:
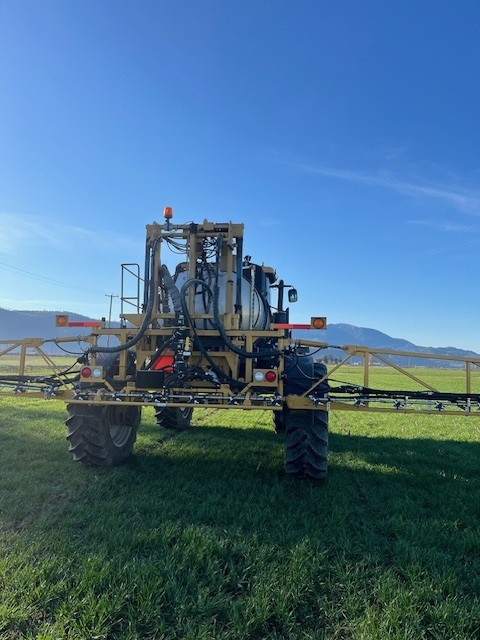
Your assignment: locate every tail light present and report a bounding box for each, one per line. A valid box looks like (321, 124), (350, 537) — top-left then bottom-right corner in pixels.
(81, 366), (103, 379)
(253, 369), (277, 384)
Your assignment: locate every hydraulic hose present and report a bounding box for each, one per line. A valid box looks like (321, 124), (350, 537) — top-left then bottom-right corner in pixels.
(211, 245), (280, 359)
(159, 264), (182, 314)
(89, 238), (160, 354)
(179, 278), (245, 389)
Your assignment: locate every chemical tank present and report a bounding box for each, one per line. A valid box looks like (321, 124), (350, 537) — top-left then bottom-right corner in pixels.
(174, 267), (271, 330)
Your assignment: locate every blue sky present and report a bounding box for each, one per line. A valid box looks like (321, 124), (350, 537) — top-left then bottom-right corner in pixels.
(2, 1), (480, 350)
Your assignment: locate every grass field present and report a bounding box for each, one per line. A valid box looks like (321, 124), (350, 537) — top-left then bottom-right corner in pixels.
(0, 367), (479, 639)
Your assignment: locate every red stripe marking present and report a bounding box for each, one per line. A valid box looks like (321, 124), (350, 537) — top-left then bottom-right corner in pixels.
(67, 321), (102, 327)
(272, 323), (311, 329)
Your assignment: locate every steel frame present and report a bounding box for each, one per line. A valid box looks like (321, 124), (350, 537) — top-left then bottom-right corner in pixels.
(2, 336), (480, 418)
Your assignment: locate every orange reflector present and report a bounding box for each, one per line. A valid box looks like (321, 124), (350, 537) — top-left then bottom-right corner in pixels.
(311, 317), (327, 330)
(55, 314), (69, 327)
(164, 206), (173, 219)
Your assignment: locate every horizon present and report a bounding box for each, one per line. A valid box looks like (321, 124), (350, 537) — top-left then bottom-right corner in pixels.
(2, 2), (480, 351)
(1, 306), (477, 354)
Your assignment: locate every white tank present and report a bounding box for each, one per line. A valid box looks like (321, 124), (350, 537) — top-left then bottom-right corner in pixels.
(174, 269), (270, 330)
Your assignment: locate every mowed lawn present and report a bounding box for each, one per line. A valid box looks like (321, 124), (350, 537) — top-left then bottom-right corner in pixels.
(0, 366), (479, 639)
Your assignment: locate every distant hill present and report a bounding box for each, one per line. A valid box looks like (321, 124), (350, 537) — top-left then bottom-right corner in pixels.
(293, 323), (479, 368)
(0, 308), (100, 341)
(1, 309), (477, 367)
(0, 308), (118, 354)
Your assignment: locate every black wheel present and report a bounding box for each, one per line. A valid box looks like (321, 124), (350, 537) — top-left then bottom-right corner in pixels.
(273, 410), (286, 434)
(155, 407), (193, 431)
(284, 408), (328, 480)
(66, 403), (141, 466)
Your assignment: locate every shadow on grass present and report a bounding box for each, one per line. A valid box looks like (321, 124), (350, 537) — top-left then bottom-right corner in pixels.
(2, 411), (480, 639)
(1, 413), (479, 545)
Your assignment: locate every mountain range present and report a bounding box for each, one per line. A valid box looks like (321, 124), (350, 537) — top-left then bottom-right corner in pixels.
(0, 308), (477, 367)
(293, 324), (479, 368)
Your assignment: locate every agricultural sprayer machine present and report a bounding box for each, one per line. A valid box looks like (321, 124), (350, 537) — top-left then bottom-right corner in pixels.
(2, 209), (480, 480)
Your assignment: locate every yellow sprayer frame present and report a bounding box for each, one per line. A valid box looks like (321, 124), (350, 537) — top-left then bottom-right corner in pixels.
(2, 335), (480, 418)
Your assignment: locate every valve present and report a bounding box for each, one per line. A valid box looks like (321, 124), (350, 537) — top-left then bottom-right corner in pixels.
(394, 397), (408, 410)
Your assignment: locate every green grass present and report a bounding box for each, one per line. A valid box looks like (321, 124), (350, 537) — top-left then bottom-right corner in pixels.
(330, 364), (480, 393)
(0, 369), (479, 639)
(0, 355), (77, 377)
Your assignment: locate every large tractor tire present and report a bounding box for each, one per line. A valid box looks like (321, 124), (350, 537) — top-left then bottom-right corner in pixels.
(66, 403), (141, 466)
(273, 411), (286, 434)
(155, 407), (193, 431)
(281, 355), (329, 479)
(284, 408), (329, 480)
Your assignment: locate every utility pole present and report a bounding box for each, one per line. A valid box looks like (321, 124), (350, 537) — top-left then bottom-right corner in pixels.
(105, 293), (119, 346)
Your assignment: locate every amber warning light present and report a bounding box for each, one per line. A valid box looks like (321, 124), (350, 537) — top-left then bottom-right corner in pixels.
(164, 206), (173, 219)
(55, 314), (69, 327)
(311, 317), (327, 330)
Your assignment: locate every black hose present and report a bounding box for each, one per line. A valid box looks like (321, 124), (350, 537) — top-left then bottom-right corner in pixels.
(179, 278), (245, 389)
(159, 264), (182, 314)
(89, 239), (160, 354)
(211, 252), (280, 358)
(147, 335), (178, 369)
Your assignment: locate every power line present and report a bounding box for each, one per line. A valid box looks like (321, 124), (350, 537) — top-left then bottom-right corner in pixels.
(0, 260), (106, 295)
(105, 293), (120, 325)
(105, 293), (119, 346)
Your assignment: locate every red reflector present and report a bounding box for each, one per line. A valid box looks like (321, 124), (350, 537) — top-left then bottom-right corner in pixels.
(81, 367), (92, 378)
(265, 370), (277, 382)
(68, 322), (102, 328)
